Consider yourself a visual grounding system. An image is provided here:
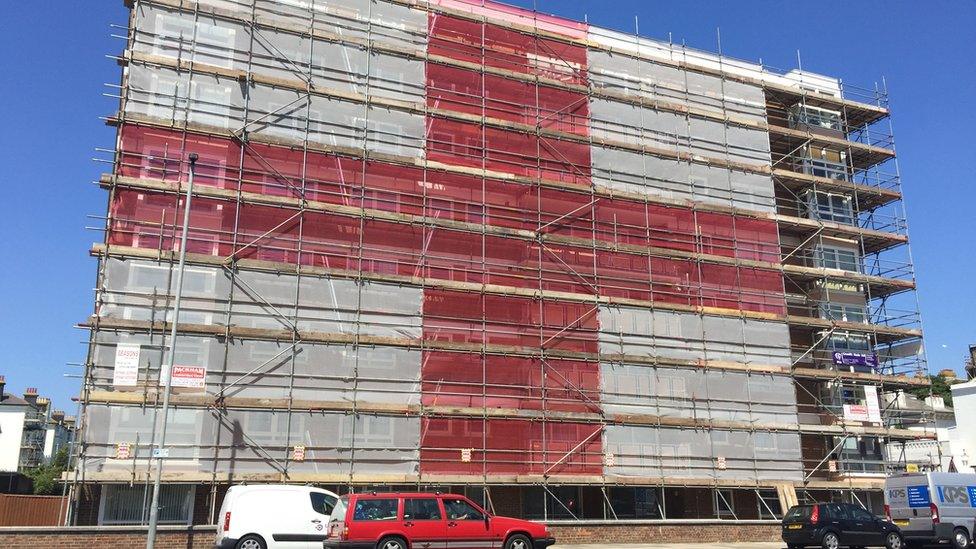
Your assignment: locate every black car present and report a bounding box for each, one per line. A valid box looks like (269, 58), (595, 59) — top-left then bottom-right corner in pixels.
(782, 502), (904, 549)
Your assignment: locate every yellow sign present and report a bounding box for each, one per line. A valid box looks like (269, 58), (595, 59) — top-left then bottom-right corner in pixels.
(906, 463), (919, 473)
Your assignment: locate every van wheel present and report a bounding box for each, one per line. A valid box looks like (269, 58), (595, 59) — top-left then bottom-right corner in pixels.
(505, 534), (532, 549)
(378, 536), (408, 549)
(885, 532), (904, 549)
(236, 535), (267, 549)
(821, 531), (840, 549)
(953, 527), (971, 549)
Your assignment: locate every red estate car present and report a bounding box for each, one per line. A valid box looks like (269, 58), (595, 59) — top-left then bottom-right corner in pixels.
(324, 492), (555, 549)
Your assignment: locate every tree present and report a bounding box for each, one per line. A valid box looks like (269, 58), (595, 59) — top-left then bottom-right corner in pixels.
(907, 374), (957, 407)
(26, 447), (69, 495)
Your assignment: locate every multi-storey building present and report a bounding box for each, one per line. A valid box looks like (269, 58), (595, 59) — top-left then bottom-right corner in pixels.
(70, 0), (931, 527)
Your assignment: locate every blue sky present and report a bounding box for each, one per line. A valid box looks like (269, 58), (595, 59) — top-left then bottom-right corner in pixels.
(0, 1), (972, 410)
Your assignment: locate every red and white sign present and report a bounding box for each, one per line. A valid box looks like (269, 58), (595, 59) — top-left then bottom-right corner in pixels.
(843, 404), (871, 422)
(292, 445), (306, 462)
(113, 344), (141, 387)
(161, 364), (207, 391)
(115, 442), (132, 460)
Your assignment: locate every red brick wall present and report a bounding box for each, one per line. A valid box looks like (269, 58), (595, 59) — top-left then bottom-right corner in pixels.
(549, 522), (780, 544)
(0, 522), (778, 547)
(0, 526), (217, 549)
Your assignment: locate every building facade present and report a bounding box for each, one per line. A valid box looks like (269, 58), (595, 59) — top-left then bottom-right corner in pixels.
(0, 378), (75, 478)
(71, 0), (930, 526)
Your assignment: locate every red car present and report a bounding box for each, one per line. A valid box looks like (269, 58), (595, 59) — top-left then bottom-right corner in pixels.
(324, 492), (555, 549)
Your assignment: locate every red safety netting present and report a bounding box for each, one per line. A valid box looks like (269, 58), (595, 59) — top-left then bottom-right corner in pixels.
(422, 351), (600, 413)
(426, 117), (591, 186)
(427, 63), (589, 135)
(423, 289), (599, 353)
(420, 417), (602, 475)
(429, 13), (587, 85)
(431, 0), (589, 40)
(118, 125), (779, 263)
(108, 188), (786, 314)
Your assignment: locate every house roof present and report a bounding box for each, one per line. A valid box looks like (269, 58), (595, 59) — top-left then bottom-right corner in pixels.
(0, 393), (30, 407)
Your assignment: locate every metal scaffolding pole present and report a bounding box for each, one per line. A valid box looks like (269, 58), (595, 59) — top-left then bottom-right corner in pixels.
(146, 152), (197, 549)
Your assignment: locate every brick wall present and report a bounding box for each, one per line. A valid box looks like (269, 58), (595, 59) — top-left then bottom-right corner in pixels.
(0, 525), (217, 549)
(0, 522), (778, 547)
(549, 521), (780, 544)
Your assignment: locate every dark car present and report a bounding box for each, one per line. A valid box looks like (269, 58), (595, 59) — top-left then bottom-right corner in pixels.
(782, 502), (904, 549)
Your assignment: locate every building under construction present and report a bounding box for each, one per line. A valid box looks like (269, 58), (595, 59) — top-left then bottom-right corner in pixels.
(69, 0), (933, 527)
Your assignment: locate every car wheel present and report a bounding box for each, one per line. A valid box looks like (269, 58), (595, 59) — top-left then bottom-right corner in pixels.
(953, 527), (972, 549)
(821, 531), (840, 549)
(236, 535), (267, 549)
(505, 534), (532, 549)
(885, 532), (904, 549)
(379, 536), (408, 549)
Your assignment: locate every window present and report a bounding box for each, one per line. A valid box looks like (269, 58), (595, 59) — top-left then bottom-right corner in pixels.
(824, 332), (872, 352)
(820, 303), (867, 323)
(189, 79), (233, 129)
(332, 496), (348, 522)
(814, 245), (860, 273)
(310, 492), (338, 516)
(804, 191), (854, 225)
(442, 498), (484, 521)
(714, 489), (735, 519)
(403, 498), (442, 521)
(353, 498), (398, 521)
(797, 147), (849, 181)
(756, 489), (781, 520)
(100, 484), (194, 525)
(824, 503), (849, 521)
(850, 505), (874, 521)
(789, 105), (843, 131)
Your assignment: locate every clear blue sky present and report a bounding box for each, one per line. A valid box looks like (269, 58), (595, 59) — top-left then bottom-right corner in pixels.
(1, 1), (973, 411)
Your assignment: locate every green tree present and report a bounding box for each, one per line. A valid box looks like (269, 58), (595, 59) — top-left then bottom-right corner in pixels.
(907, 374), (957, 407)
(26, 447), (69, 495)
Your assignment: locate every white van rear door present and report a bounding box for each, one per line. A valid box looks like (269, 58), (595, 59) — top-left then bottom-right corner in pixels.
(886, 475), (934, 531)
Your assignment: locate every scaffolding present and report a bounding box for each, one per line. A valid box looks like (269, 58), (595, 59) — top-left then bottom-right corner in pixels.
(68, 0), (932, 525)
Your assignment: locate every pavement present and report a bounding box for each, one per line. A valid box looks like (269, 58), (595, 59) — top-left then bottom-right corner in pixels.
(553, 542), (786, 549)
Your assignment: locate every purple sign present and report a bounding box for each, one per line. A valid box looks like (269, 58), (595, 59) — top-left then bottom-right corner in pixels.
(832, 352), (878, 369)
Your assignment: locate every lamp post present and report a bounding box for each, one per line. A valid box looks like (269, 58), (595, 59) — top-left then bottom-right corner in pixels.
(146, 152), (198, 549)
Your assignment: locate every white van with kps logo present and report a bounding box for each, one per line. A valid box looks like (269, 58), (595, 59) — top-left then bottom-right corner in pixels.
(884, 472), (976, 548)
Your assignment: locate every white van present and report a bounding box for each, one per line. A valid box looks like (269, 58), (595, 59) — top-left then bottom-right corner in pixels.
(214, 484), (339, 549)
(884, 472), (976, 548)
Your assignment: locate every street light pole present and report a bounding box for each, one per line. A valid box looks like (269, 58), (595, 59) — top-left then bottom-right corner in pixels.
(146, 152), (198, 549)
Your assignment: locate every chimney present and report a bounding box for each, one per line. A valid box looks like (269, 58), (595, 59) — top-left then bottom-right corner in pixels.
(0, 376), (5, 401)
(23, 387), (38, 407)
(52, 410), (65, 423)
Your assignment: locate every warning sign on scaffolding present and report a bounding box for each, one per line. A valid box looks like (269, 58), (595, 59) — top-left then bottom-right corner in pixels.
(461, 448), (472, 463)
(828, 460), (837, 473)
(161, 364), (207, 391)
(717, 456), (727, 470)
(115, 442), (131, 460)
(293, 445), (306, 462)
(113, 344), (141, 387)
(604, 452), (615, 467)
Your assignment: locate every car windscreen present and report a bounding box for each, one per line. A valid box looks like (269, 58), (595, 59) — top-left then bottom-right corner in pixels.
(784, 506), (812, 521)
(330, 496), (348, 522)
